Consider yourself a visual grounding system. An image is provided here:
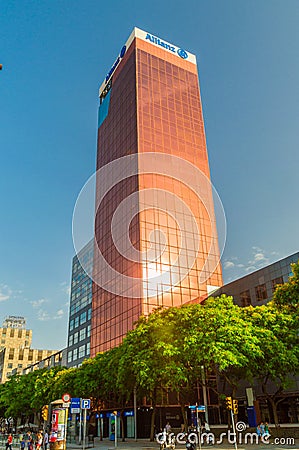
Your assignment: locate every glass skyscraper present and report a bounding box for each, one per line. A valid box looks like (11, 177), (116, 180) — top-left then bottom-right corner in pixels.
(91, 28), (223, 354)
(67, 240), (93, 367)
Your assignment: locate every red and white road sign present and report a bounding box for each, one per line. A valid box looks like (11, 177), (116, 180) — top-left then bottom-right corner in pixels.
(62, 393), (71, 403)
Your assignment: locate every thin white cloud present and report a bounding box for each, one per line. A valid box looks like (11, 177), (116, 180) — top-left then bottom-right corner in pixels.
(37, 307), (65, 321)
(60, 282), (71, 296)
(56, 309), (64, 319)
(223, 247), (281, 280)
(224, 261), (235, 269)
(245, 265), (257, 272)
(30, 298), (48, 308)
(37, 309), (50, 321)
(254, 252), (266, 262)
(0, 284), (12, 302)
(0, 293), (10, 302)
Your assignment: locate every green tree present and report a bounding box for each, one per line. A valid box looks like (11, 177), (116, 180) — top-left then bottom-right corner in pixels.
(244, 303), (299, 425)
(0, 367), (64, 423)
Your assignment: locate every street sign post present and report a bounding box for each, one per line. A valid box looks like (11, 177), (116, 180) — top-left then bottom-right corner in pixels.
(188, 405), (204, 450)
(81, 399), (91, 409)
(189, 405), (206, 412)
(62, 393), (71, 403)
(81, 399), (90, 450)
(70, 398), (81, 414)
(113, 411), (117, 448)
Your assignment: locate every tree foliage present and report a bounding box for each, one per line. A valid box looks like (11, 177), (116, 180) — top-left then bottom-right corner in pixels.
(0, 264), (298, 428)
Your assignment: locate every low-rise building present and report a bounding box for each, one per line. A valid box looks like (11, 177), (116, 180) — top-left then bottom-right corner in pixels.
(212, 251), (299, 306)
(0, 316), (59, 383)
(22, 348), (67, 374)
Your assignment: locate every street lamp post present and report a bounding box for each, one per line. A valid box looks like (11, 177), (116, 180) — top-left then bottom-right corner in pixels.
(201, 366), (209, 424)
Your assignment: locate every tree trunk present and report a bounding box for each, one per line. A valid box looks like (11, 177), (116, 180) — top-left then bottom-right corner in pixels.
(261, 381), (280, 428)
(120, 411), (125, 441)
(180, 402), (188, 432)
(268, 397), (279, 428)
(150, 406), (156, 441)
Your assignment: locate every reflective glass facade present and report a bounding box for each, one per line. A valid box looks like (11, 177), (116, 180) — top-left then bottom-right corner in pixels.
(92, 30), (223, 354)
(67, 240), (93, 367)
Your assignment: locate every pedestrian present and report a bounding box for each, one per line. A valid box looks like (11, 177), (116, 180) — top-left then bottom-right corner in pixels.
(43, 431), (49, 450)
(27, 432), (33, 450)
(6, 433), (13, 450)
(256, 424), (261, 438)
(35, 432), (43, 450)
(165, 422), (171, 433)
(20, 437), (26, 450)
(260, 422), (265, 437)
(264, 422), (271, 437)
(204, 423), (213, 445)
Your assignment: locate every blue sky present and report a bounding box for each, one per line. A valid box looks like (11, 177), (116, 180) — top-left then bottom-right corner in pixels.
(0, 0), (298, 349)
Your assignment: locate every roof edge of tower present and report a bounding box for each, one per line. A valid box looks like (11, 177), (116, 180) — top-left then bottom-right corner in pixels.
(99, 27), (197, 97)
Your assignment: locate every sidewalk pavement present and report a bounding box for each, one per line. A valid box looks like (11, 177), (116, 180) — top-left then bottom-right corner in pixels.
(66, 437), (299, 450)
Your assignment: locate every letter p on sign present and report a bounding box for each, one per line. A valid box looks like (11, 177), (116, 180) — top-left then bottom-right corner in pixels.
(81, 399), (91, 409)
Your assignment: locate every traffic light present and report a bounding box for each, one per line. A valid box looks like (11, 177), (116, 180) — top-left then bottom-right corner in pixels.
(41, 405), (49, 421)
(225, 396), (232, 410)
(233, 399), (238, 414)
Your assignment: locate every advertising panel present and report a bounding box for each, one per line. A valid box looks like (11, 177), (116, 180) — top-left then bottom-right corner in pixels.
(50, 409), (67, 442)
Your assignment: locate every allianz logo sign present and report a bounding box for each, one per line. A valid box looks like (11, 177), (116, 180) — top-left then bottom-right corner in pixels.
(105, 45), (127, 82)
(145, 33), (188, 59)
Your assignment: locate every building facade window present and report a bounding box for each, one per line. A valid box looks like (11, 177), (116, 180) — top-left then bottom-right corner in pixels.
(73, 332), (79, 345)
(255, 284), (268, 301)
(80, 312), (87, 325)
(240, 290), (251, 306)
(69, 335), (73, 346)
(271, 276), (284, 293)
(73, 348), (78, 360)
(67, 351), (72, 363)
(79, 328), (86, 341)
(78, 345), (85, 358)
(86, 342), (90, 356)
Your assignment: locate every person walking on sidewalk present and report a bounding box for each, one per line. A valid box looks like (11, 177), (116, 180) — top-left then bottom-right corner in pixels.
(6, 433), (13, 450)
(43, 431), (49, 450)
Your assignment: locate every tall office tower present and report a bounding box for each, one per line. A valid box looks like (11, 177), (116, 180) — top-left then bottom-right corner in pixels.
(91, 28), (223, 354)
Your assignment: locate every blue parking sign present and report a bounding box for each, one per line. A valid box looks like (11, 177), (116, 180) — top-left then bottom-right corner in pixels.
(81, 399), (91, 409)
